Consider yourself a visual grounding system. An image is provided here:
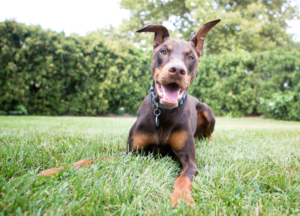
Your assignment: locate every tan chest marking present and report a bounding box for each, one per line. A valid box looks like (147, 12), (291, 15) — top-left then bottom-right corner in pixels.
(168, 131), (187, 151)
(132, 133), (158, 151)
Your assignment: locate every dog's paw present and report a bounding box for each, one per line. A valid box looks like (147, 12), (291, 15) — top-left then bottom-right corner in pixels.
(73, 159), (94, 169)
(170, 190), (195, 208)
(37, 167), (64, 177)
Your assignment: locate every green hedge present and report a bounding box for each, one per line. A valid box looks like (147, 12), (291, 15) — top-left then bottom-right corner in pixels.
(189, 49), (300, 120)
(0, 20), (151, 115)
(1, 20), (299, 120)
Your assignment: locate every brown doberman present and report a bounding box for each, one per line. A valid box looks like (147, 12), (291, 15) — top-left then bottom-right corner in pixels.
(38, 19), (220, 208)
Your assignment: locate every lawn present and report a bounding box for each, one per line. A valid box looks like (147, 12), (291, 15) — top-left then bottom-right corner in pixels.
(1, 116), (300, 215)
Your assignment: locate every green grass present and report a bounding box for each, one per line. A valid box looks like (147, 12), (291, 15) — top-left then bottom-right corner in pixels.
(1, 116), (300, 215)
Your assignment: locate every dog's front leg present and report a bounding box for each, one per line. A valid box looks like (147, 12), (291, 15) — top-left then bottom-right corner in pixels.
(37, 159), (97, 177)
(37, 156), (114, 177)
(170, 135), (198, 208)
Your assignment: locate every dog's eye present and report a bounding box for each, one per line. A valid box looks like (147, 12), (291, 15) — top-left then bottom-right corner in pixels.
(160, 50), (167, 56)
(187, 56), (194, 61)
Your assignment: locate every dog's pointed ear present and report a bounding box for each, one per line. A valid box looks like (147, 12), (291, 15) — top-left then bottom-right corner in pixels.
(191, 19), (221, 56)
(136, 24), (170, 48)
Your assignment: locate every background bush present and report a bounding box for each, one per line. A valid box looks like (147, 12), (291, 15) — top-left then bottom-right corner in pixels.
(0, 20), (152, 116)
(189, 49), (300, 120)
(1, 20), (299, 120)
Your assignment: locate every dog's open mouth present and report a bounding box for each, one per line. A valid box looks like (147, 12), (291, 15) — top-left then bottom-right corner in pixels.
(155, 81), (186, 108)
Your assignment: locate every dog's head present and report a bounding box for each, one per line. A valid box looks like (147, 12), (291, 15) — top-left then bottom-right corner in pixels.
(137, 19), (220, 108)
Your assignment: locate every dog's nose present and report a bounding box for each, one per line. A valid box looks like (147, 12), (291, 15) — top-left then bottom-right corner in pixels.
(168, 63), (187, 79)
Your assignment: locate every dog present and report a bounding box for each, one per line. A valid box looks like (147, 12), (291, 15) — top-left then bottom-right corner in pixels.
(38, 19), (220, 208)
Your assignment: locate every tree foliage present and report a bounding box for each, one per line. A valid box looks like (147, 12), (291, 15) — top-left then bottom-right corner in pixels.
(120, 0), (299, 54)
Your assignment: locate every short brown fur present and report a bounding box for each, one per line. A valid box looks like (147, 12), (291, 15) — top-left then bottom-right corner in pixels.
(154, 67), (163, 81)
(168, 131), (187, 151)
(152, 59), (155, 71)
(132, 133), (158, 151)
(73, 159), (94, 169)
(37, 167), (64, 177)
(170, 171), (194, 207)
(194, 103), (215, 140)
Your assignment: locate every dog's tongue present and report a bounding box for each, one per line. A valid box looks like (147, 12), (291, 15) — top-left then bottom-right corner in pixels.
(164, 83), (179, 102)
